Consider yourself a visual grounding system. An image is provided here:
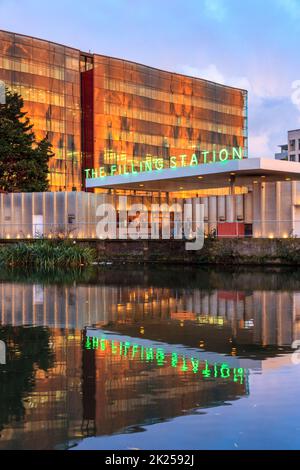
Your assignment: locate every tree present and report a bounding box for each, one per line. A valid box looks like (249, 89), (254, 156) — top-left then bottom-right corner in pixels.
(0, 325), (54, 434)
(0, 89), (54, 192)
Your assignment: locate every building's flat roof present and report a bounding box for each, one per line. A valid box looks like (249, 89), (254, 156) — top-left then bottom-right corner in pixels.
(0, 29), (247, 93)
(85, 158), (300, 192)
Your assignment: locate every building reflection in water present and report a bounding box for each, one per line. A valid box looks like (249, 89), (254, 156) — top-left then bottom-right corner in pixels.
(0, 267), (299, 449)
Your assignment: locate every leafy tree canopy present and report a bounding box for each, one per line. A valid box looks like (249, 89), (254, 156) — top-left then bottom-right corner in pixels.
(0, 89), (53, 192)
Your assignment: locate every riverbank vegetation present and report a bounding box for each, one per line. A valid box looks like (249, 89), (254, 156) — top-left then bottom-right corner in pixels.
(0, 240), (96, 268)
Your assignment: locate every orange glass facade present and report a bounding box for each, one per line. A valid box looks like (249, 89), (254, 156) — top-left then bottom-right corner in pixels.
(0, 30), (82, 191)
(0, 30), (247, 191)
(86, 55), (247, 175)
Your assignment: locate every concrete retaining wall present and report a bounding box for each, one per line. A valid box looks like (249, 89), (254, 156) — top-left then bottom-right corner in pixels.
(74, 238), (300, 265)
(2, 237), (300, 265)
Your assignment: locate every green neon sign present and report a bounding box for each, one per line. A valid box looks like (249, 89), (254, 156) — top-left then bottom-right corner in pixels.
(84, 146), (243, 179)
(85, 336), (245, 384)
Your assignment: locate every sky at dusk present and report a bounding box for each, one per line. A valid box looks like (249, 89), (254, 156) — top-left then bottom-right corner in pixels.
(1, 0), (300, 157)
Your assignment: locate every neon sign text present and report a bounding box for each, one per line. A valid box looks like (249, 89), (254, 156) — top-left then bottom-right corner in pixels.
(85, 146), (243, 179)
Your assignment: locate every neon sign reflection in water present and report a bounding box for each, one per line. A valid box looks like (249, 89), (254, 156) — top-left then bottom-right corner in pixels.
(85, 336), (246, 384)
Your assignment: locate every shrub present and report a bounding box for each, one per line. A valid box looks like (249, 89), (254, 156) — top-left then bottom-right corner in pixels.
(0, 240), (96, 268)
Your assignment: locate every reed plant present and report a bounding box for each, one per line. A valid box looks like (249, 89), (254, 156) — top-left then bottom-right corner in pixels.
(0, 240), (96, 268)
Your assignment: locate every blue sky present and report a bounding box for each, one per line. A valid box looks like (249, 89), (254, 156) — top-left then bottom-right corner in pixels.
(1, 0), (300, 157)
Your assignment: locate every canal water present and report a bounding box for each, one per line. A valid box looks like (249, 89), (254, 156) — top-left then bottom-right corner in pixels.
(0, 266), (300, 450)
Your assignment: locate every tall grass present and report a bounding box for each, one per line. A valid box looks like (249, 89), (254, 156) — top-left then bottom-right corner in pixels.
(0, 240), (96, 268)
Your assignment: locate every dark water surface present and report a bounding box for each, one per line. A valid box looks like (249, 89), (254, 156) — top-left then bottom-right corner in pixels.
(0, 266), (300, 450)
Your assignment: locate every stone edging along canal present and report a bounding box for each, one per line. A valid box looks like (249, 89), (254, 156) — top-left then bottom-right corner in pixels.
(72, 238), (300, 265)
(2, 238), (300, 265)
